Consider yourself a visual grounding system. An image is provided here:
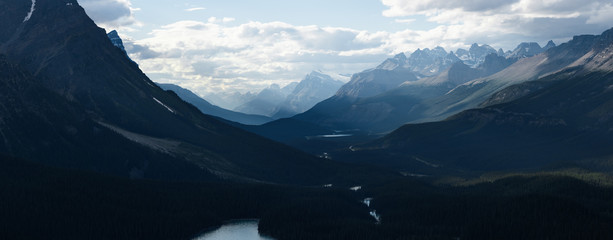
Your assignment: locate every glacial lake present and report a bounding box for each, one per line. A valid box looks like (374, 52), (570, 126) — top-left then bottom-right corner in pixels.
(193, 220), (275, 240)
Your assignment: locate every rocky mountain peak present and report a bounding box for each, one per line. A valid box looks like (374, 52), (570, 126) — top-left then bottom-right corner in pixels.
(107, 30), (126, 53)
(456, 43), (498, 67)
(507, 42), (544, 59)
(377, 52), (408, 70)
(543, 40), (556, 51)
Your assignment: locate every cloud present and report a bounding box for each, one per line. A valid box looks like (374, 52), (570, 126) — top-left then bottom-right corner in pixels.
(394, 19), (416, 24)
(129, 20), (391, 94)
(185, 7), (206, 12)
(88, 0), (612, 96)
(79, 0), (138, 29)
(207, 17), (237, 24)
(380, 0), (612, 47)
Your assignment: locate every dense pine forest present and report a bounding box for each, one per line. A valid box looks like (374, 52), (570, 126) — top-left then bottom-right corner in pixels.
(2, 155), (612, 239)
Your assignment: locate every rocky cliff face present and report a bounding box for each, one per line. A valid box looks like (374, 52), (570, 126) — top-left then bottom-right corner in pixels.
(455, 43), (499, 67)
(507, 42), (546, 59)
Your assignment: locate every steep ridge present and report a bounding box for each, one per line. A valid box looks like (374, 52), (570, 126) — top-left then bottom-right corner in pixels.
(351, 69), (613, 174)
(0, 0), (361, 185)
(158, 83), (273, 125)
(412, 31), (603, 123)
(0, 56), (216, 181)
(249, 30), (610, 155)
(291, 53), (514, 133)
(349, 31), (613, 173)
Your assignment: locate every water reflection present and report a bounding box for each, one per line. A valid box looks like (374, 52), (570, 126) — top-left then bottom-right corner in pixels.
(193, 220), (275, 240)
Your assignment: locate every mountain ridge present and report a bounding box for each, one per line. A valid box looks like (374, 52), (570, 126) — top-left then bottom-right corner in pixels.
(0, 0), (369, 185)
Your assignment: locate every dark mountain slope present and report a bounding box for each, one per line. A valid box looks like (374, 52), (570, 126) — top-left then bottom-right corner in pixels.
(417, 33), (602, 122)
(0, 0), (366, 185)
(287, 54), (514, 134)
(352, 70), (613, 174)
(158, 83), (273, 125)
(0, 56), (215, 181)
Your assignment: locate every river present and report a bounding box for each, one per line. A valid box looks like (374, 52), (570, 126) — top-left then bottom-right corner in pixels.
(193, 220), (275, 240)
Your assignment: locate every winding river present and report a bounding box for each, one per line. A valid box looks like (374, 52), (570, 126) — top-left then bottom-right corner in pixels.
(193, 220), (275, 240)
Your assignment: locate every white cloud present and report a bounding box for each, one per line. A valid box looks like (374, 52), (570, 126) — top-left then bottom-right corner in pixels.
(394, 19), (416, 24)
(128, 20), (391, 94)
(79, 0), (138, 29)
(380, 0), (612, 48)
(185, 7), (206, 12)
(82, 0), (613, 96)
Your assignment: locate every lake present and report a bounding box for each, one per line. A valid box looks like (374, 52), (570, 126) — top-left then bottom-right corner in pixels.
(193, 220), (275, 240)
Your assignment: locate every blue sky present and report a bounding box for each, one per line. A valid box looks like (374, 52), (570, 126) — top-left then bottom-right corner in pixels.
(126, 0), (430, 34)
(80, 0), (613, 95)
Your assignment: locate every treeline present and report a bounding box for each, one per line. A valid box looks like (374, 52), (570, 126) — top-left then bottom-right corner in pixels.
(260, 176), (613, 240)
(365, 176), (613, 240)
(2, 154), (612, 239)
(0, 155), (317, 239)
(0, 155), (373, 239)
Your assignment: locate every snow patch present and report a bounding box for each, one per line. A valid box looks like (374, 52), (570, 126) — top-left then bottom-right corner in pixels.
(350, 186), (362, 191)
(23, 0), (36, 22)
(369, 210), (381, 223)
(363, 198), (372, 207)
(153, 97), (176, 114)
(323, 184), (333, 188)
(414, 157), (439, 168)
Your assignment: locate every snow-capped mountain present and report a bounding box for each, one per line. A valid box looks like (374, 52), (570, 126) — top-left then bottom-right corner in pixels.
(377, 47), (461, 76)
(506, 42), (555, 59)
(406, 47), (461, 76)
(455, 43), (499, 67)
(234, 82), (298, 117)
(272, 71), (345, 118)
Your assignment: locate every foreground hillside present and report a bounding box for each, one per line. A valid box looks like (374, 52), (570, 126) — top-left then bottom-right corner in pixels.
(3, 155), (611, 240)
(0, 0), (378, 185)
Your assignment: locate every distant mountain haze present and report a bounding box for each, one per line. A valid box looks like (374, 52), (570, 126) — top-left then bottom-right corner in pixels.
(272, 70), (345, 119)
(157, 83), (273, 125)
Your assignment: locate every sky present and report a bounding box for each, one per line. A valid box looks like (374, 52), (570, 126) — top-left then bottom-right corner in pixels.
(79, 0), (613, 95)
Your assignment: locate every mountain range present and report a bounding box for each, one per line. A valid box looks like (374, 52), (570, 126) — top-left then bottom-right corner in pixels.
(2, 1), (613, 239)
(247, 38), (588, 142)
(313, 28), (613, 176)
(230, 71), (346, 118)
(0, 0), (372, 185)
(272, 70), (346, 118)
(157, 83), (273, 125)
(233, 82), (298, 117)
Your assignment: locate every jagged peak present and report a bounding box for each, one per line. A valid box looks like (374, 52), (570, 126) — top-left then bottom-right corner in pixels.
(307, 70), (332, 79)
(393, 52), (407, 60)
(433, 46), (446, 51)
(107, 30), (119, 37)
(543, 40), (556, 51)
(514, 42), (542, 49)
